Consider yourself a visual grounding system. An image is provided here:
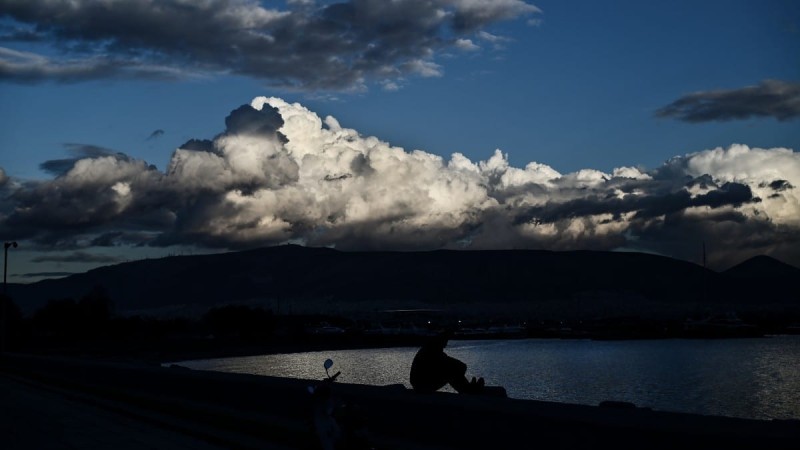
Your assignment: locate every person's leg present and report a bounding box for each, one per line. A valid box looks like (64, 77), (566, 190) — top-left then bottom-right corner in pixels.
(411, 352), (450, 393)
(450, 375), (472, 393)
(442, 355), (475, 393)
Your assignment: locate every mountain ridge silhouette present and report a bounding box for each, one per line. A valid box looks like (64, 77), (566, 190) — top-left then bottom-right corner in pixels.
(8, 245), (799, 317)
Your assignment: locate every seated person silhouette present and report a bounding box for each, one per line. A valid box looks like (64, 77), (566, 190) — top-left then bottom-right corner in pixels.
(409, 331), (484, 394)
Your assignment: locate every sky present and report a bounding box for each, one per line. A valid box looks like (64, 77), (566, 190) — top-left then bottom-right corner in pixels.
(0, 0), (799, 283)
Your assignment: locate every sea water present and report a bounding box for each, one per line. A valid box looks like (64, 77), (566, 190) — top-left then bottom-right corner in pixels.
(174, 335), (800, 421)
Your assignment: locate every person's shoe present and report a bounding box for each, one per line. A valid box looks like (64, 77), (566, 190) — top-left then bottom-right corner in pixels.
(465, 377), (485, 394)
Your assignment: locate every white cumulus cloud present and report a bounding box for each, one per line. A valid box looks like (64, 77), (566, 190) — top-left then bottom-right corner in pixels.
(1, 98), (798, 268)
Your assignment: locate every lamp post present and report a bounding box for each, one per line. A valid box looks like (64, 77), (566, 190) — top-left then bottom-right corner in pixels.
(3, 241), (18, 295)
(2, 241), (17, 353)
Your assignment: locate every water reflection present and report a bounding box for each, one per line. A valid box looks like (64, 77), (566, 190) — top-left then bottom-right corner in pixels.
(175, 336), (800, 420)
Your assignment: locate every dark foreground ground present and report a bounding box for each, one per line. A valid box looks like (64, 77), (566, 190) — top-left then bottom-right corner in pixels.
(0, 375), (229, 450)
(2, 353), (799, 450)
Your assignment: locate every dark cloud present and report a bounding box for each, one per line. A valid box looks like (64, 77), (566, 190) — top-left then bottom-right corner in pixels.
(39, 160), (76, 177)
(31, 251), (122, 263)
(39, 143), (124, 176)
(173, 103), (285, 158)
(324, 173), (353, 182)
(656, 80), (800, 122)
(767, 179), (794, 192)
(691, 182), (754, 209)
(0, 22), (43, 42)
(224, 104), (284, 138)
(5, 152), (168, 246)
(17, 271), (75, 278)
(0, 0), (538, 90)
(178, 139), (216, 154)
(451, 0), (540, 31)
(146, 129), (164, 140)
(515, 180), (755, 225)
(0, 46), (189, 83)
(686, 174), (716, 190)
(625, 209), (800, 270)
(1, 99), (798, 269)
(90, 231), (155, 247)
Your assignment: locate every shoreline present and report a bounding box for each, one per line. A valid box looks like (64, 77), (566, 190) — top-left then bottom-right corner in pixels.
(15, 334), (439, 366)
(17, 332), (791, 366)
(3, 352), (799, 449)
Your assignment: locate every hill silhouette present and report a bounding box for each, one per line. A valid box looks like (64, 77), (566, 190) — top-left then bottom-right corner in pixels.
(724, 255), (800, 279)
(7, 246), (799, 319)
(720, 255), (800, 308)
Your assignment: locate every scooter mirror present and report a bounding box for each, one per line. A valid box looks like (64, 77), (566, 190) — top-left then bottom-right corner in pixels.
(324, 359), (334, 371)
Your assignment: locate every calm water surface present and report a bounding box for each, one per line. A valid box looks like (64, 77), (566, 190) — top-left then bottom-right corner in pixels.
(175, 336), (800, 420)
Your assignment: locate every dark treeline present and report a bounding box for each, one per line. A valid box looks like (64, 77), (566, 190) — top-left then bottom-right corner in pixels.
(0, 287), (430, 361)
(3, 283), (800, 362)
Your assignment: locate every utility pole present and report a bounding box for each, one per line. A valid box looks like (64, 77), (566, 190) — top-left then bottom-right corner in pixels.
(702, 241), (707, 304)
(4, 241), (18, 294)
(2, 241), (18, 353)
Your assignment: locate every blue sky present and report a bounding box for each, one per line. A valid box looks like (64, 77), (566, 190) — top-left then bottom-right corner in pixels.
(1, 0), (799, 282)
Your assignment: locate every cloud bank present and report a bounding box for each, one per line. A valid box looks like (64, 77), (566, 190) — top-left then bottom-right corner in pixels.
(30, 251), (122, 264)
(17, 271), (76, 279)
(0, 0), (538, 90)
(1, 97), (799, 269)
(656, 80), (800, 123)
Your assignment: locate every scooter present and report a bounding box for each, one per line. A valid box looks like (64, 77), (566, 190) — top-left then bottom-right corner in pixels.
(308, 359), (373, 450)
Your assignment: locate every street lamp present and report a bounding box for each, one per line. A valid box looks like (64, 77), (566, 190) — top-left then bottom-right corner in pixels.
(3, 241), (17, 295)
(2, 241), (17, 353)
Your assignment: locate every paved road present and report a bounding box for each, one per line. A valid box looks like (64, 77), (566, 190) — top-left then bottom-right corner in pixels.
(0, 375), (226, 450)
